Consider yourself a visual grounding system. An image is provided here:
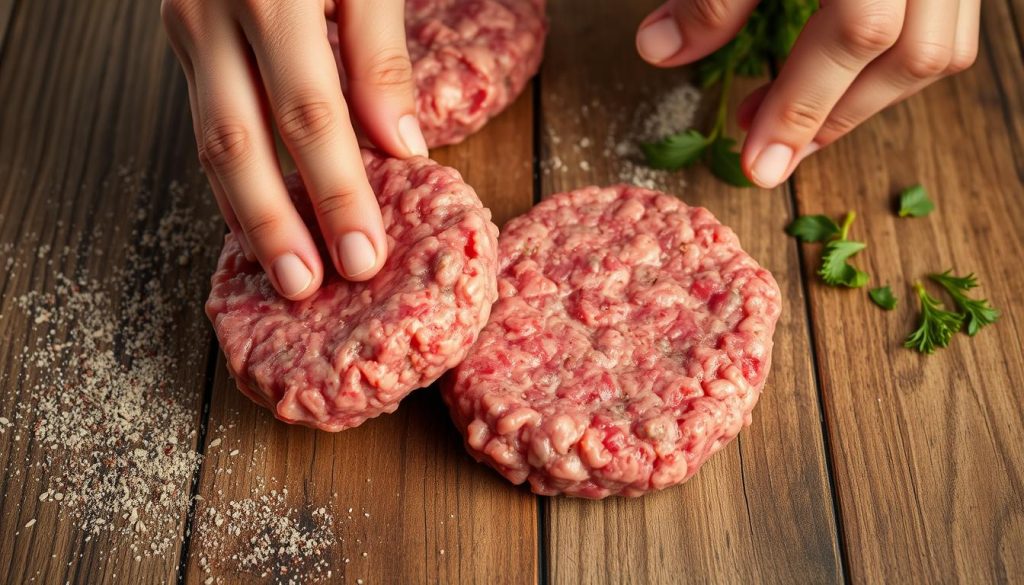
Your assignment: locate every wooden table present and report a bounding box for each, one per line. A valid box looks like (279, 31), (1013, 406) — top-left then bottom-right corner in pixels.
(1, 0), (1022, 583)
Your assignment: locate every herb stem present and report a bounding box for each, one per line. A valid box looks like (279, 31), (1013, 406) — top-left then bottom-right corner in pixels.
(708, 51), (736, 143)
(839, 211), (856, 240)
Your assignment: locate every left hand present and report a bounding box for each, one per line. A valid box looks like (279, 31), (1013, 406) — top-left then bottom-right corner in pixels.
(635, 0), (981, 188)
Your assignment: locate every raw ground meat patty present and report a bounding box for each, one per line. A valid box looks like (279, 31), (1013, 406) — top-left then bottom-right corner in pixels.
(407, 0), (546, 146)
(443, 185), (782, 498)
(206, 152), (499, 432)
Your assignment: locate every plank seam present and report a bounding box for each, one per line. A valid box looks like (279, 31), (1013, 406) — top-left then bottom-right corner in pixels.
(175, 339), (221, 583)
(531, 68), (550, 585)
(783, 176), (852, 585)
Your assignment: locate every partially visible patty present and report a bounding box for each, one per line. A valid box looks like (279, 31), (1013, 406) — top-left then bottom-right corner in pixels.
(443, 185), (782, 498)
(206, 151), (499, 432)
(407, 0), (546, 146)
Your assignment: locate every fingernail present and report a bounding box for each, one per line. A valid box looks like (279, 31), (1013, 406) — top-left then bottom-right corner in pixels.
(637, 16), (683, 63)
(336, 232), (377, 278)
(272, 253), (314, 298)
(751, 143), (793, 188)
(398, 114), (428, 157)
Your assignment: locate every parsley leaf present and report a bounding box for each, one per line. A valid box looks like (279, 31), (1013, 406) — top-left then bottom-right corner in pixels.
(869, 286), (898, 310)
(785, 215), (840, 242)
(819, 240), (869, 287)
(786, 211), (869, 287)
(904, 282), (964, 353)
(708, 138), (753, 187)
(641, 130), (709, 170)
(898, 184), (935, 217)
(929, 270), (1000, 336)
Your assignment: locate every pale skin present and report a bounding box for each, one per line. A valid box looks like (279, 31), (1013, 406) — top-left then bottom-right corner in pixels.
(162, 0), (979, 300)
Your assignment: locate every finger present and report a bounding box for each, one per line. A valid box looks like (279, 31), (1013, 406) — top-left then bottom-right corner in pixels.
(192, 20), (324, 300)
(812, 0), (961, 148)
(741, 0), (906, 188)
(338, 0), (427, 158)
(636, 0), (760, 67)
(238, 2), (388, 282)
(737, 83), (770, 131)
(182, 69), (256, 261)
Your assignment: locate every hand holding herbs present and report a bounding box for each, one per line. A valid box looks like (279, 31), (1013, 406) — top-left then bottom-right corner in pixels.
(636, 0), (981, 188)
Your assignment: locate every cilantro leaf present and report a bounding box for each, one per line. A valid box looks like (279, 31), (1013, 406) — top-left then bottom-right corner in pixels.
(785, 215), (841, 243)
(904, 282), (964, 353)
(898, 184), (934, 217)
(707, 137), (753, 187)
(642, 130), (709, 171)
(929, 270), (1000, 336)
(819, 240), (869, 287)
(869, 286), (898, 310)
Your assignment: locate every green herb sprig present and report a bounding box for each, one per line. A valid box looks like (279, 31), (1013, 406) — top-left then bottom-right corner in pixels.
(786, 211), (869, 287)
(642, 2), (818, 186)
(904, 282), (964, 354)
(928, 271), (1000, 335)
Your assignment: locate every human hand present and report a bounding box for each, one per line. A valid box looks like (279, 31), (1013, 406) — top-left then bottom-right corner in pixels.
(162, 0), (428, 299)
(636, 0), (980, 188)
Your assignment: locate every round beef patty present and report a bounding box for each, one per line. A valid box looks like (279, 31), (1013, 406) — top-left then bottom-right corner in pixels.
(206, 152), (499, 432)
(407, 0), (546, 146)
(443, 185), (782, 498)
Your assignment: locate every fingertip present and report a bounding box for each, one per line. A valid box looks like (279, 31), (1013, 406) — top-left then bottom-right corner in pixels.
(270, 251), (322, 301)
(636, 13), (684, 65)
(334, 230), (385, 281)
(398, 114), (428, 158)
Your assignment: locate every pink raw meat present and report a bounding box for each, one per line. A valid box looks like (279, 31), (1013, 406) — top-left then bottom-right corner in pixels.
(206, 151), (499, 432)
(444, 185), (782, 498)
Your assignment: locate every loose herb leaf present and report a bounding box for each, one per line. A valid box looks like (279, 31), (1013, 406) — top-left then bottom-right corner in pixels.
(708, 138), (753, 187)
(785, 215), (841, 243)
(869, 286), (898, 310)
(905, 282), (964, 353)
(898, 184), (935, 217)
(929, 270), (1000, 336)
(819, 240), (869, 287)
(641, 130), (709, 170)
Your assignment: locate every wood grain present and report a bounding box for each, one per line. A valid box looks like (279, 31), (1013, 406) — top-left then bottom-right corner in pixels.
(0, 0), (215, 583)
(538, 1), (842, 583)
(790, 0), (1024, 582)
(183, 92), (539, 585)
(0, 0), (16, 52)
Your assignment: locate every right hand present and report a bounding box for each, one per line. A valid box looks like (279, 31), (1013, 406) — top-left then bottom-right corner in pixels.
(161, 0), (428, 300)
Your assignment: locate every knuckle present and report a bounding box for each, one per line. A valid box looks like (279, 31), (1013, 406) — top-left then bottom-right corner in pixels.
(201, 121), (253, 172)
(947, 45), (978, 74)
(277, 96), (336, 148)
(686, 0), (732, 29)
(818, 112), (860, 141)
(778, 100), (825, 133)
(314, 188), (360, 219)
(161, 0), (198, 36)
(240, 211), (282, 241)
(839, 10), (901, 57)
(363, 50), (414, 89)
(901, 41), (953, 80)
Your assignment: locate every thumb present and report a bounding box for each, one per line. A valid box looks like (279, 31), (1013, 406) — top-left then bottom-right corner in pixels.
(636, 0), (760, 67)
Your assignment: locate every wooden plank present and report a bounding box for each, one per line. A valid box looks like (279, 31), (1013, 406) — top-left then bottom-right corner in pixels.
(0, 0), (218, 583)
(538, 1), (842, 582)
(184, 91), (539, 584)
(790, 1), (1024, 582)
(0, 0), (17, 52)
